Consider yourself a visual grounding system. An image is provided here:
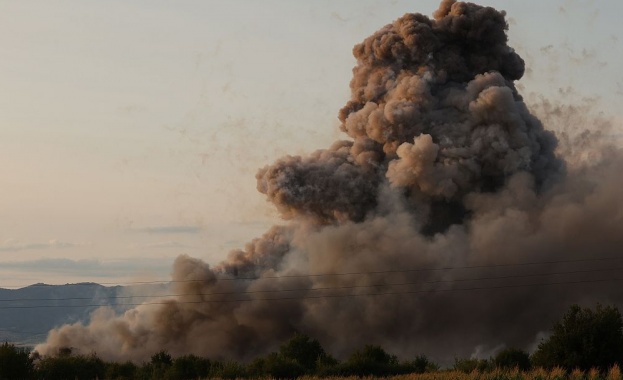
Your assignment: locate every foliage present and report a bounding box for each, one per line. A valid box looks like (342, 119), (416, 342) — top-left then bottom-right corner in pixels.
(279, 332), (333, 372)
(350, 344), (398, 366)
(494, 348), (531, 370)
(18, 312), (623, 380)
(105, 361), (138, 380)
(208, 360), (248, 379)
(0, 342), (34, 380)
(405, 354), (440, 373)
(249, 352), (306, 379)
(36, 352), (105, 380)
(532, 304), (623, 370)
(454, 357), (491, 373)
(150, 350), (172, 367)
(320, 344), (412, 377)
(168, 354), (211, 380)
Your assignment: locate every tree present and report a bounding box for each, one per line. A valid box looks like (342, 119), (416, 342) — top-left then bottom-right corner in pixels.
(208, 361), (248, 379)
(0, 342), (34, 380)
(150, 350), (172, 367)
(36, 353), (105, 380)
(36, 356), (74, 380)
(532, 304), (623, 370)
(349, 344), (398, 366)
(138, 350), (173, 380)
(406, 354), (439, 373)
(493, 348), (530, 370)
(453, 357), (490, 373)
(279, 333), (331, 372)
(169, 354), (211, 380)
(342, 344), (400, 376)
(249, 352), (305, 379)
(105, 361), (137, 380)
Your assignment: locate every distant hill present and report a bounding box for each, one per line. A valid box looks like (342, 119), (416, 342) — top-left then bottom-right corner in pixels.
(0, 282), (170, 346)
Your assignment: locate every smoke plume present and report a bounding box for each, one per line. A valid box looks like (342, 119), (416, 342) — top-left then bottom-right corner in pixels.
(36, 1), (623, 364)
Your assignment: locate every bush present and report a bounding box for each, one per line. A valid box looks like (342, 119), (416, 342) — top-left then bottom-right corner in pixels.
(133, 350), (174, 380)
(168, 354), (211, 379)
(73, 354), (105, 380)
(209, 360), (248, 379)
(493, 348), (531, 370)
(150, 350), (172, 367)
(454, 357), (491, 373)
(350, 344), (397, 366)
(0, 342), (34, 380)
(249, 352), (305, 379)
(279, 332), (331, 372)
(405, 354), (439, 373)
(532, 304), (623, 370)
(105, 361), (138, 380)
(36, 353), (105, 380)
(333, 344), (402, 376)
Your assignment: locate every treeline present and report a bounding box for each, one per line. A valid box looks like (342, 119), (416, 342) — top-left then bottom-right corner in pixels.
(1, 303), (623, 380)
(1, 336), (437, 380)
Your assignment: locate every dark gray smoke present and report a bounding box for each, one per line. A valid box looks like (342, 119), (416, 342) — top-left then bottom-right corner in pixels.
(36, 0), (623, 364)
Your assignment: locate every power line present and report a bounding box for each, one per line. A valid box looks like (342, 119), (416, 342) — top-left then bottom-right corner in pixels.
(0, 275), (621, 310)
(0, 275), (622, 338)
(0, 328), (47, 337)
(2, 255), (623, 289)
(0, 265), (620, 304)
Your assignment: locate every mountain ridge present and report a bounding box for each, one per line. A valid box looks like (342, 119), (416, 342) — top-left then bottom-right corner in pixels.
(0, 282), (170, 346)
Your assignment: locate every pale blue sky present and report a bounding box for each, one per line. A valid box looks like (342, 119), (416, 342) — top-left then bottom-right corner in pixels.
(0, 1), (621, 287)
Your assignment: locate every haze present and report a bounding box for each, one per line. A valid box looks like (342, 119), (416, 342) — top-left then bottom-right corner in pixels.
(0, 0), (621, 287)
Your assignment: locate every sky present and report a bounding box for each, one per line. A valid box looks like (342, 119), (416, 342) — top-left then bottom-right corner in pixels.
(0, 0), (621, 288)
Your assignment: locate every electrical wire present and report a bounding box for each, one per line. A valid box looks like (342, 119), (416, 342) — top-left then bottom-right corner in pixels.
(0, 275), (621, 310)
(2, 254), (623, 289)
(0, 265), (620, 303)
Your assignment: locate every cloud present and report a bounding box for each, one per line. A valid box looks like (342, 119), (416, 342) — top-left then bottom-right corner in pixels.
(128, 241), (194, 249)
(132, 226), (202, 235)
(1, 258), (100, 271)
(0, 239), (86, 252)
(0, 258), (172, 278)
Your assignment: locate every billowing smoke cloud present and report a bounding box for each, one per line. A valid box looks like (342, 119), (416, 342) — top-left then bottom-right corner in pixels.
(36, 1), (623, 364)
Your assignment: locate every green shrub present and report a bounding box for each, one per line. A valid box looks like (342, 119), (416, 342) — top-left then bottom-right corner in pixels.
(168, 354), (211, 379)
(279, 332), (331, 373)
(209, 360), (248, 379)
(454, 357), (491, 373)
(130, 350), (175, 380)
(405, 354), (440, 373)
(493, 348), (531, 370)
(105, 361), (138, 380)
(149, 350), (172, 367)
(0, 342), (34, 380)
(36, 353), (105, 380)
(250, 352), (305, 379)
(532, 304), (623, 370)
(326, 344), (403, 377)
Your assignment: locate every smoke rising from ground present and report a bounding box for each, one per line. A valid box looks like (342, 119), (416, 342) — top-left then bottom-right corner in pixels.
(36, 0), (623, 364)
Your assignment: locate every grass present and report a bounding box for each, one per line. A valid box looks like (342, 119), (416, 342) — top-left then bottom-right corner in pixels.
(207, 365), (623, 380)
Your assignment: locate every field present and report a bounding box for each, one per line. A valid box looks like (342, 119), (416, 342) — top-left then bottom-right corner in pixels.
(291, 367), (620, 380)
